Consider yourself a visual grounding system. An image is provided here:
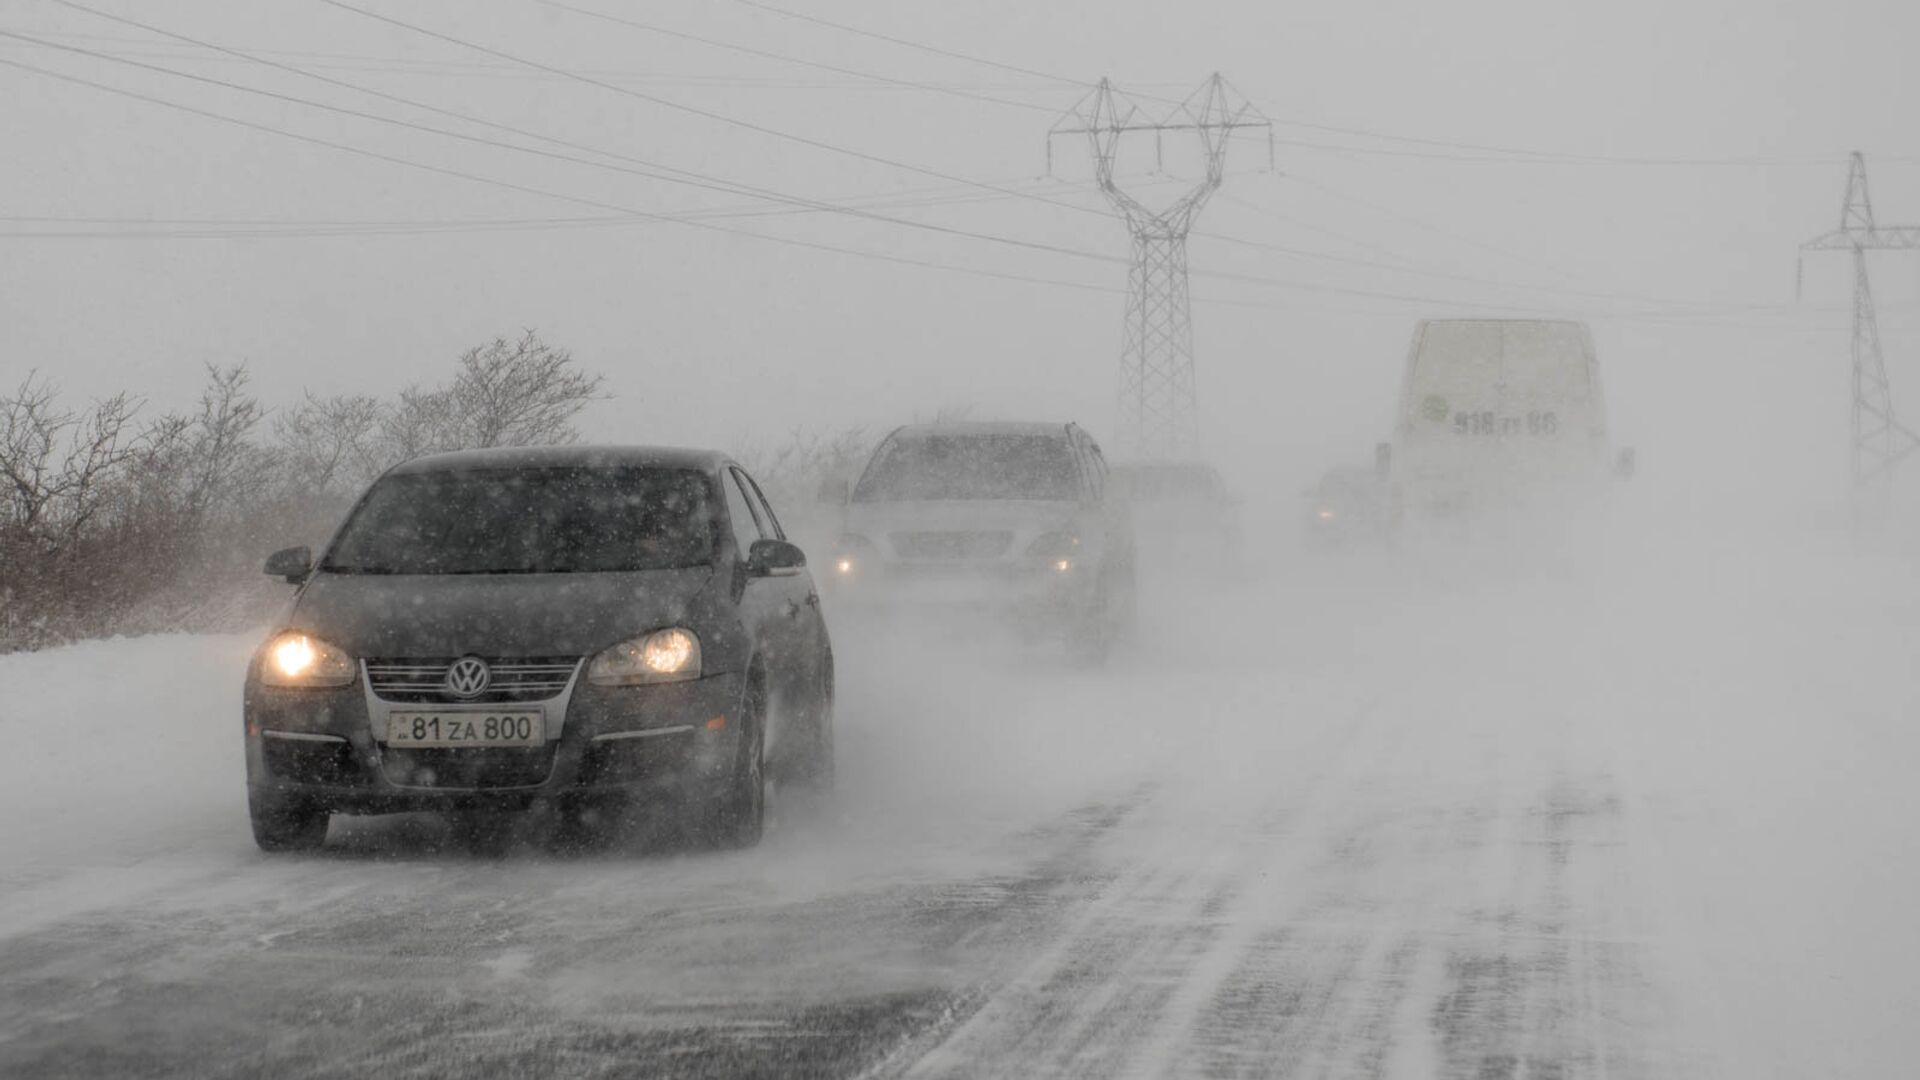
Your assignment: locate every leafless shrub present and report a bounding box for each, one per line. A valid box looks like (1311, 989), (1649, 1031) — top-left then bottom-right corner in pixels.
(379, 330), (604, 461)
(273, 391), (383, 499)
(0, 331), (610, 652)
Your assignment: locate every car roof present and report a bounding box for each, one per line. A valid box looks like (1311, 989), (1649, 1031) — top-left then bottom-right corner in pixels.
(886, 421), (1075, 440)
(385, 445), (730, 476)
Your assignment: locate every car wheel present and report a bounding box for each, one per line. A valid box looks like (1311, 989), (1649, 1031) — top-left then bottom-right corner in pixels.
(705, 674), (768, 849)
(249, 789), (329, 853)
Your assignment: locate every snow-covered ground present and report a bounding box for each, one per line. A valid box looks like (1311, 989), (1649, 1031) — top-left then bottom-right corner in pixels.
(1, 504), (1915, 1078)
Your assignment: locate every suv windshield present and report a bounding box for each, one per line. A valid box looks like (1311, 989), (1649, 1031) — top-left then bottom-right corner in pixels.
(854, 435), (1080, 501)
(322, 466), (715, 574)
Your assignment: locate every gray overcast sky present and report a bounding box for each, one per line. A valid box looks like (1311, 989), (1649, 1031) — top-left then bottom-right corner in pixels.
(5, 0), (1920, 508)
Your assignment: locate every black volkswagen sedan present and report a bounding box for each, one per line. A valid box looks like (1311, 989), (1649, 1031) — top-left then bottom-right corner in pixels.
(242, 446), (834, 852)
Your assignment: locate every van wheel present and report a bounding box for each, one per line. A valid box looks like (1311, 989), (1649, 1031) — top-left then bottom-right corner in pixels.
(249, 790), (329, 853)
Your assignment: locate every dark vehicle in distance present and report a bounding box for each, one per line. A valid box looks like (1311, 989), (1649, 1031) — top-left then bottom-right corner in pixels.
(829, 422), (1134, 658)
(1112, 460), (1243, 573)
(243, 446), (833, 852)
(1305, 465), (1403, 545)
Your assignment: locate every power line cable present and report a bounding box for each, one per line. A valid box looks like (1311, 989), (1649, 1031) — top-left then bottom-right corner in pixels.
(0, 53), (1144, 295)
(535, 0), (1057, 114)
(3, 23), (1132, 266)
(732, 0), (1091, 91)
(313, 0), (1116, 223)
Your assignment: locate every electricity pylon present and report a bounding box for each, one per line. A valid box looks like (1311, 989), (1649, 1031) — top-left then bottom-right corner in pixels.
(1800, 151), (1920, 489)
(1050, 75), (1270, 460)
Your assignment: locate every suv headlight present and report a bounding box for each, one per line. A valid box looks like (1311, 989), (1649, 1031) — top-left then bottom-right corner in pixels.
(260, 632), (355, 688)
(588, 628), (702, 686)
(832, 534), (877, 577)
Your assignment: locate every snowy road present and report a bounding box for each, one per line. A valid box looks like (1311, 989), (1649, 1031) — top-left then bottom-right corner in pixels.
(3, 520), (1917, 1078)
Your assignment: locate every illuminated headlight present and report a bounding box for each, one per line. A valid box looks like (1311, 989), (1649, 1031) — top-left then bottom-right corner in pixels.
(1317, 509), (1336, 521)
(1052, 558), (1074, 573)
(832, 534), (876, 577)
(588, 628), (702, 686)
(260, 632), (355, 688)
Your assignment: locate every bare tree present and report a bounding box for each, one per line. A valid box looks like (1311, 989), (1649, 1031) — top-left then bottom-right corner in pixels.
(450, 330), (605, 448)
(274, 391), (383, 496)
(373, 330), (605, 466)
(139, 365), (272, 526)
(0, 373), (142, 545)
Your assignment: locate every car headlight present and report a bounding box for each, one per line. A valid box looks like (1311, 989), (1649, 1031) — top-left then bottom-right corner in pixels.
(832, 534), (877, 577)
(588, 628), (702, 686)
(260, 632), (355, 688)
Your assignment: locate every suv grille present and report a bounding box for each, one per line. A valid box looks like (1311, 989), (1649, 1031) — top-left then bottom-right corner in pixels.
(364, 657), (579, 703)
(890, 531), (1012, 560)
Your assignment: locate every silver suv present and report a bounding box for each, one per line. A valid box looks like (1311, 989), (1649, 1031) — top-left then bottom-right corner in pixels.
(827, 422), (1134, 659)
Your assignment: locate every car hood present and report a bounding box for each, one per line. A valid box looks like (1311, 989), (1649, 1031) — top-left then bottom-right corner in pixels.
(286, 567), (718, 658)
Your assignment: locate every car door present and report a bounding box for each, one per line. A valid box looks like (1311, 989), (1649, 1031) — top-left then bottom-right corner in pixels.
(723, 467), (814, 715)
(739, 468), (828, 688)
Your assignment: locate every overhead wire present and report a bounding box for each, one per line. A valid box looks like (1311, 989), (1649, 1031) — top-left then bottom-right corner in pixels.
(533, 0), (1058, 114)
(0, 53), (1152, 297)
(6, 47), (1831, 327)
(312, 0), (1117, 224)
(14, 4), (1867, 330)
(2, 21), (1135, 267)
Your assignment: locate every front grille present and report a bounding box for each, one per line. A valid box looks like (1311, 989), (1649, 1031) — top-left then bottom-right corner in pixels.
(365, 657), (579, 703)
(890, 530), (1012, 560)
(381, 746), (557, 789)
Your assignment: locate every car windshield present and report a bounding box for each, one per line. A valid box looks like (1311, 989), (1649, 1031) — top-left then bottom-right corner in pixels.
(853, 434), (1080, 501)
(322, 466), (715, 574)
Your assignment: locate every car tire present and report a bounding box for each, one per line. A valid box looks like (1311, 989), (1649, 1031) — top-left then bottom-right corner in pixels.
(705, 673), (768, 849)
(249, 789), (329, 853)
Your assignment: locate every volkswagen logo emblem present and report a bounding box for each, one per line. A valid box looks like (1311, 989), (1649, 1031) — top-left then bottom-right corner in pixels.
(444, 655), (492, 699)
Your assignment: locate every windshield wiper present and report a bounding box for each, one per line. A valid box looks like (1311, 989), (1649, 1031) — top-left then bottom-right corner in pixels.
(320, 564), (403, 575)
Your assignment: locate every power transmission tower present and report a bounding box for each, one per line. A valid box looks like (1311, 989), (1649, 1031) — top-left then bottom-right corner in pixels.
(1800, 151), (1920, 490)
(1050, 75), (1270, 460)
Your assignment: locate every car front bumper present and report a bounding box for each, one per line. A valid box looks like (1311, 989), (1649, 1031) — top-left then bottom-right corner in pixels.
(243, 668), (747, 813)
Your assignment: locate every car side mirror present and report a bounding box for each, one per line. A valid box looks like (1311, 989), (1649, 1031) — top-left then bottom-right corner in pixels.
(264, 545), (312, 584)
(746, 538), (807, 577)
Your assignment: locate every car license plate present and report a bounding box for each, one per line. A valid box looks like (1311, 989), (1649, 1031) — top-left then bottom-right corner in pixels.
(385, 711), (544, 748)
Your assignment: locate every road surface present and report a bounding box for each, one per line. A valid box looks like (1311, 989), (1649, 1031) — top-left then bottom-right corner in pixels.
(2, 523), (1915, 1078)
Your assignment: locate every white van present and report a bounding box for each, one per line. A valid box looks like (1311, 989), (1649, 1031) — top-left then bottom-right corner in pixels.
(1387, 319), (1629, 514)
